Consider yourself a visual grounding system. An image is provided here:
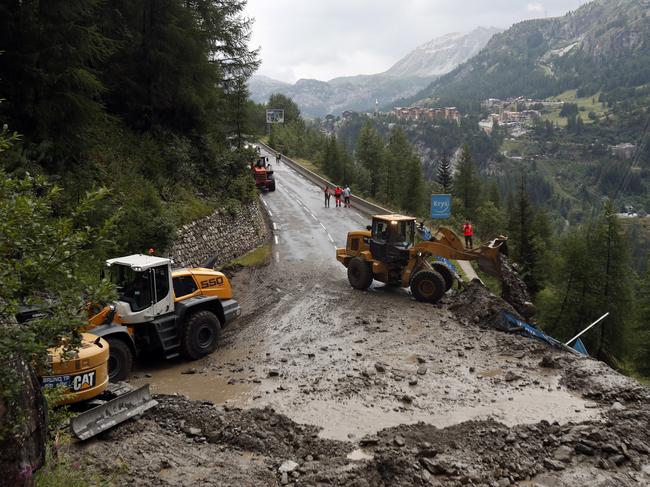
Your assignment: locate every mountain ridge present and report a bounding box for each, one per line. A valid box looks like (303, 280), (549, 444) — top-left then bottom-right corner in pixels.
(249, 27), (501, 117)
(409, 0), (650, 106)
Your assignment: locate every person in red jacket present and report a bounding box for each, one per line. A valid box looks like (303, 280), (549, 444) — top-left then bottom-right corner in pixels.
(463, 222), (474, 249)
(334, 186), (342, 207)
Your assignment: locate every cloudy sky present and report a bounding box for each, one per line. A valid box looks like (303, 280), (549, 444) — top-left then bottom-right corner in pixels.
(244, 0), (590, 83)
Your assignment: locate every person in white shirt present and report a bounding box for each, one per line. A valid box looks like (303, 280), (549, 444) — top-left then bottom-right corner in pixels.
(343, 185), (351, 208)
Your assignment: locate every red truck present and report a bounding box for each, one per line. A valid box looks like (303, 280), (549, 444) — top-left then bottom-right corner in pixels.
(251, 156), (276, 192)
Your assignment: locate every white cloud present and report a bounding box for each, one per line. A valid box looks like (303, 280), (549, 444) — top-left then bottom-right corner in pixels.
(245, 0), (590, 83)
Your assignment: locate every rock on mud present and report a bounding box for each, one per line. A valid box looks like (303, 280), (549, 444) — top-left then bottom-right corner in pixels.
(499, 255), (536, 318)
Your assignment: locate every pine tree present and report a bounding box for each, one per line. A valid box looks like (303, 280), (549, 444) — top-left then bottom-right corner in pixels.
(539, 201), (633, 367)
(383, 128), (409, 206)
(453, 144), (481, 217)
(320, 135), (345, 182)
(507, 174), (549, 294)
(636, 258), (650, 375)
(488, 180), (501, 208)
(98, 0), (259, 135)
(0, 0), (110, 148)
(402, 152), (425, 215)
(227, 76), (251, 148)
(538, 232), (598, 341)
(436, 153), (453, 193)
(355, 122), (385, 197)
(591, 200), (633, 364)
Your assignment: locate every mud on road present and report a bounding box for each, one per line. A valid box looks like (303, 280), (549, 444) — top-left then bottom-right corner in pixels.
(71, 262), (650, 486)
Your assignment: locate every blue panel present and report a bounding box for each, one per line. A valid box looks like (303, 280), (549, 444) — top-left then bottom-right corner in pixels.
(431, 194), (452, 219)
(572, 338), (589, 356)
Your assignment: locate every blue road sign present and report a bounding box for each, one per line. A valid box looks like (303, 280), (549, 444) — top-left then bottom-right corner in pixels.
(431, 194), (451, 219)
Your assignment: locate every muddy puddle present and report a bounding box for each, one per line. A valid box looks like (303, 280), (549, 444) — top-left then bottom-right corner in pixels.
(131, 355), (600, 442)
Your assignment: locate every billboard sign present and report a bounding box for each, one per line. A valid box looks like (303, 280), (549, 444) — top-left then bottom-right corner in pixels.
(266, 109), (285, 124)
(431, 194), (451, 219)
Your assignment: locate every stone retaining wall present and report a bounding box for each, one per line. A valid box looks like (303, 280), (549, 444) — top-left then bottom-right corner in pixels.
(169, 199), (270, 268)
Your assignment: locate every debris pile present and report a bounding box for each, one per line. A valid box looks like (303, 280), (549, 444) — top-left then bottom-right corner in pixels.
(498, 255), (536, 319)
(449, 280), (521, 327)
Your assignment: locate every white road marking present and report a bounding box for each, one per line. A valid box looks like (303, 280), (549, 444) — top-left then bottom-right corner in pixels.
(273, 222), (277, 230)
(274, 235), (279, 245)
(333, 245), (338, 252)
(275, 252), (280, 263)
(268, 210), (273, 217)
(354, 212), (363, 219)
(262, 199), (268, 208)
(310, 212), (318, 221)
(320, 223), (327, 231)
(327, 234), (334, 243)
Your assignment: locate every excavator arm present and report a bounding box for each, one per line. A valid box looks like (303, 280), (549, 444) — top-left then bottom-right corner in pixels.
(414, 227), (508, 278)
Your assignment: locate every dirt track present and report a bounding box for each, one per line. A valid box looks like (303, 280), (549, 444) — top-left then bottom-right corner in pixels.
(70, 147), (650, 485)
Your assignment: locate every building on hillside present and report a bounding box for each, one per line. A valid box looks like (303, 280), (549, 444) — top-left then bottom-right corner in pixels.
(392, 106), (460, 123)
(610, 143), (636, 159)
(478, 110), (539, 136)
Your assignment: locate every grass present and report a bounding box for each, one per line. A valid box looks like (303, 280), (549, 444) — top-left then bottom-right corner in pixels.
(35, 441), (117, 487)
(226, 242), (272, 268)
(472, 261), (503, 296)
(293, 156), (321, 174)
(542, 89), (607, 126)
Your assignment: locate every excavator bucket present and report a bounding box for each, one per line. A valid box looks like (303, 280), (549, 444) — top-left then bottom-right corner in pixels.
(476, 254), (501, 278)
(70, 384), (158, 440)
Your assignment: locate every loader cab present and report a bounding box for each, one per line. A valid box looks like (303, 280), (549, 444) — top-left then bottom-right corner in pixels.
(370, 215), (416, 264)
(107, 255), (175, 324)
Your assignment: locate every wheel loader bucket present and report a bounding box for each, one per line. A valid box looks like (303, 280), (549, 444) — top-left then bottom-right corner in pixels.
(71, 384), (158, 441)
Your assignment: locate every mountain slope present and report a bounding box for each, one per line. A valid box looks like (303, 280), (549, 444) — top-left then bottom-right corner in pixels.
(249, 27), (500, 117)
(413, 0), (650, 105)
(386, 27), (500, 78)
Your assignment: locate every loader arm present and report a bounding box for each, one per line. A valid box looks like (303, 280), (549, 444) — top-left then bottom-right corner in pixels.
(414, 227), (507, 278)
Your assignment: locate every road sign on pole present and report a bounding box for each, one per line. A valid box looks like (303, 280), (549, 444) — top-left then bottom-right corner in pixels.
(266, 109), (285, 124)
(431, 194), (451, 219)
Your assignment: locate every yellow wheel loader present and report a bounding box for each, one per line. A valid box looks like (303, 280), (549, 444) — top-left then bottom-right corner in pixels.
(336, 214), (507, 303)
(87, 254), (241, 382)
(38, 333), (157, 440)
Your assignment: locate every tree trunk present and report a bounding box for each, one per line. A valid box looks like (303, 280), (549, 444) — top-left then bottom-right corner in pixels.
(0, 357), (48, 487)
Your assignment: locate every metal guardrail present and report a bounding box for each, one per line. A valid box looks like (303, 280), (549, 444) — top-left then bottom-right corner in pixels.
(257, 141), (392, 217)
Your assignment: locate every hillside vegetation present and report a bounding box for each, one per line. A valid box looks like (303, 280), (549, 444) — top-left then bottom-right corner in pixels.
(0, 0), (263, 258)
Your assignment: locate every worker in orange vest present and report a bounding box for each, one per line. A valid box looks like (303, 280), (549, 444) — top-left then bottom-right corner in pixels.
(463, 222), (474, 249)
(334, 186), (342, 208)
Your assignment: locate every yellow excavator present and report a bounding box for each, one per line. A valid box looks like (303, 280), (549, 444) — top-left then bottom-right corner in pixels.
(37, 333), (157, 440)
(336, 214), (507, 303)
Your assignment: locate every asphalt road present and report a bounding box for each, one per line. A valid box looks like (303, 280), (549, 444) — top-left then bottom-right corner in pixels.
(257, 145), (370, 267)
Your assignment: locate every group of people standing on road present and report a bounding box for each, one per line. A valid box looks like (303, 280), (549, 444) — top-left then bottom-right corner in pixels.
(323, 184), (351, 208)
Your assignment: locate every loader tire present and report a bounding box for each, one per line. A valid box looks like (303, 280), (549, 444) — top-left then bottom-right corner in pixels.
(107, 338), (133, 382)
(268, 180), (276, 191)
(182, 310), (221, 360)
(432, 262), (454, 292)
(348, 257), (373, 290)
(410, 270), (446, 304)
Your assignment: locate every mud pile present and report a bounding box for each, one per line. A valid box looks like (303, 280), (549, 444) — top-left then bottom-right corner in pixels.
(448, 280), (521, 327)
(72, 392), (650, 487)
(498, 255), (535, 319)
(344, 402), (650, 487)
